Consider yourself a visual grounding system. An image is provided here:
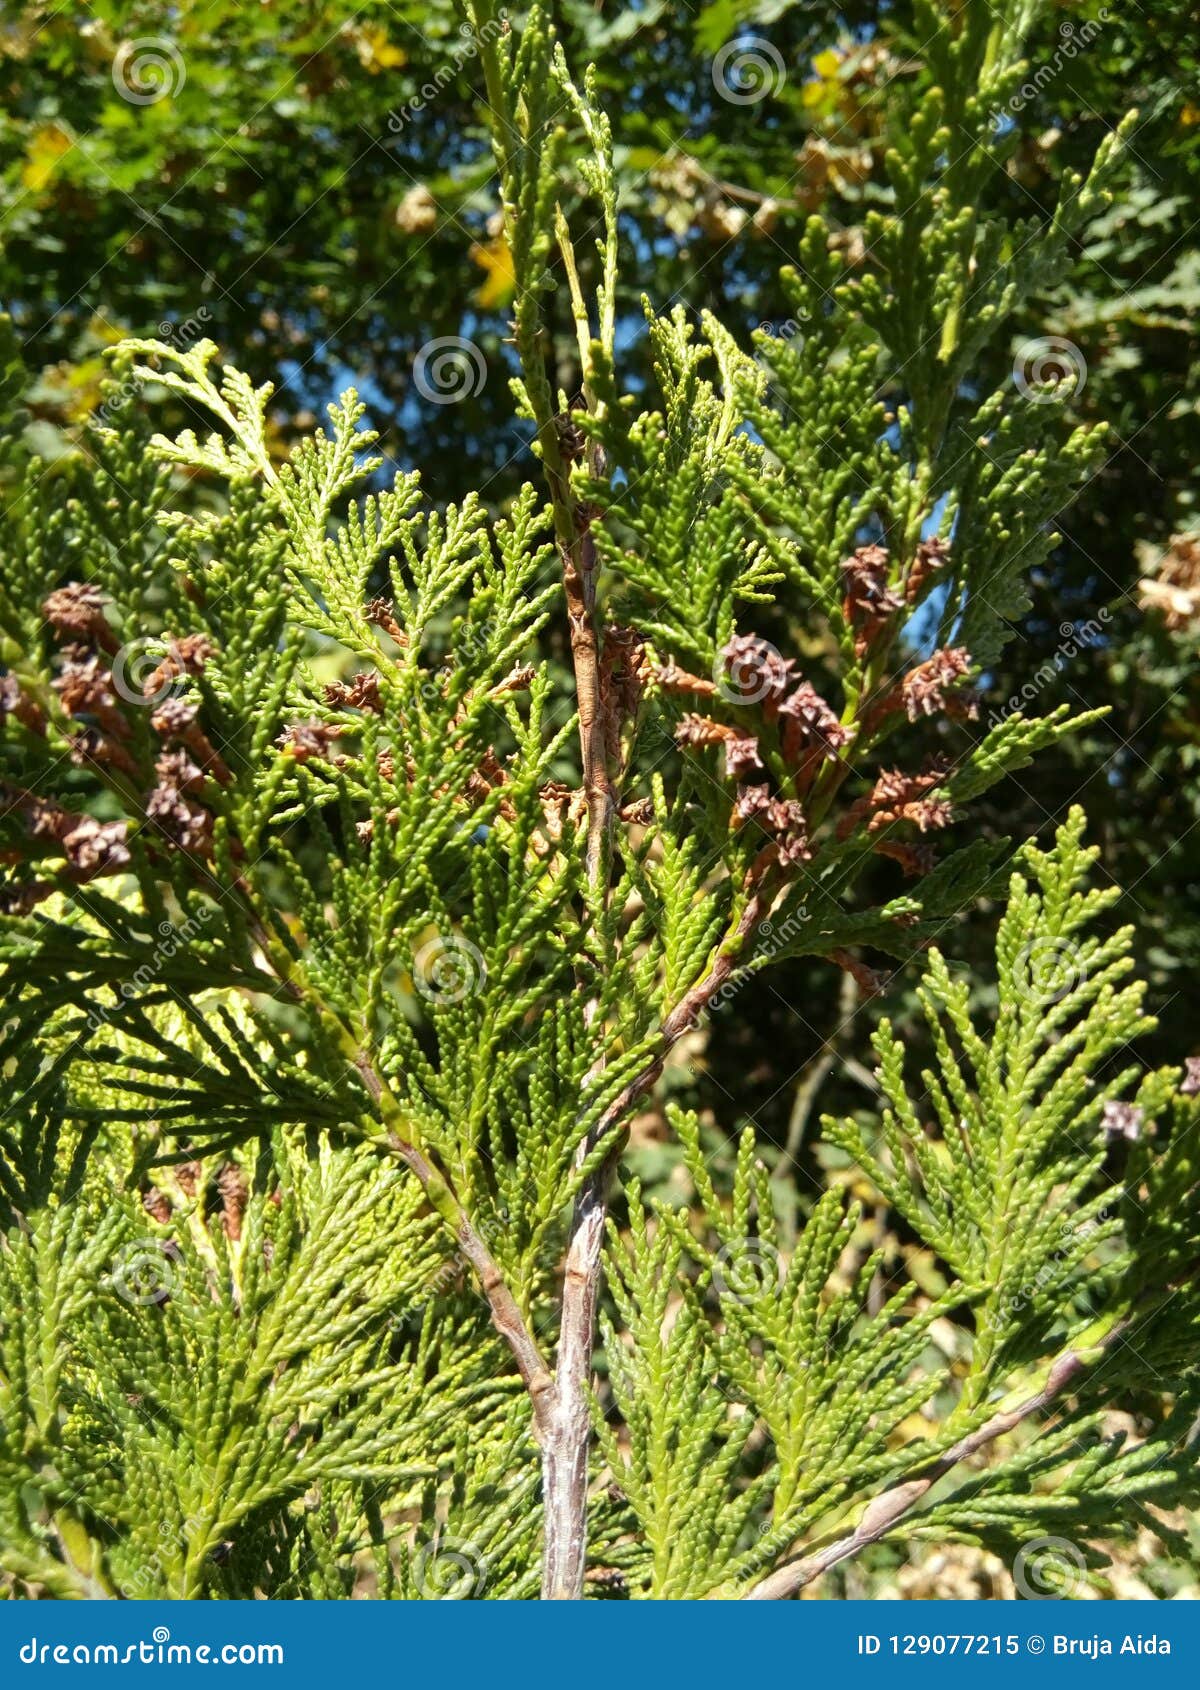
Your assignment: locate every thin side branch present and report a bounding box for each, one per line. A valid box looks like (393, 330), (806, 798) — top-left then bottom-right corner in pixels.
(244, 898), (557, 1435)
(743, 1324), (1129, 1600)
(352, 1051), (556, 1429)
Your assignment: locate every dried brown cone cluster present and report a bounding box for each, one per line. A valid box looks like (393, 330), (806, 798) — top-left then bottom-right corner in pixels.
(43, 582), (118, 653)
(0, 585), (229, 902)
(658, 540), (973, 978)
(276, 719), (343, 764)
(284, 605), (543, 850)
(536, 780), (590, 853)
(294, 601), (651, 862)
(280, 649), (389, 771)
(840, 537), (949, 659)
(841, 544), (903, 658)
(600, 623), (648, 765)
(1138, 533), (1200, 631)
(837, 758), (955, 876)
(43, 583), (138, 780)
(670, 633), (856, 875)
(838, 539), (976, 729)
(892, 647), (978, 724)
(323, 671), (383, 714)
(0, 785), (131, 911)
(140, 1158), (249, 1242)
(147, 686), (229, 855)
(143, 633), (216, 702)
(364, 597), (408, 645)
(839, 547), (973, 879)
(903, 535), (950, 606)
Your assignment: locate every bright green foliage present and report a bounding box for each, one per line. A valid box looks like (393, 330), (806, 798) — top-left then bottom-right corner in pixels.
(594, 819), (1198, 1598)
(0, 1101), (537, 1599)
(0, 0), (1196, 1601)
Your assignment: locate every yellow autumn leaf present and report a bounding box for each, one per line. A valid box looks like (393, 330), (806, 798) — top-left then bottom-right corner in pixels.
(64, 359), (106, 425)
(1181, 102), (1200, 127)
(21, 123), (72, 192)
(469, 236), (515, 309)
(812, 48), (842, 78)
(355, 26), (407, 73)
(86, 314), (127, 349)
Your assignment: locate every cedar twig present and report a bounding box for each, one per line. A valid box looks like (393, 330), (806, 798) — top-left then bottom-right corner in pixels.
(349, 1048), (556, 1423)
(743, 1321), (1130, 1600)
(242, 901), (559, 1430)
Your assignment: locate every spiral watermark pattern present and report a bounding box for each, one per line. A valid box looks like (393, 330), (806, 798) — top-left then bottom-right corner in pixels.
(755, 315), (808, 382)
(112, 38), (186, 105)
(412, 1535), (488, 1599)
(110, 1239), (182, 1306)
(414, 935), (487, 1006)
(111, 638), (184, 708)
(714, 635), (786, 706)
(712, 1238), (784, 1304)
(1012, 1535), (1087, 1599)
(413, 336), (487, 405)
(1013, 336), (1088, 403)
(711, 38), (786, 105)
(1014, 935), (1086, 1006)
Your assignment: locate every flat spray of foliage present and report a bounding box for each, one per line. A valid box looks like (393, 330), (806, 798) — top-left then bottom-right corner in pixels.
(0, 0), (1196, 1599)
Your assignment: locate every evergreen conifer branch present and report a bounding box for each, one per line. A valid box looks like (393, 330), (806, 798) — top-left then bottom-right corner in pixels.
(0, 0), (1194, 1603)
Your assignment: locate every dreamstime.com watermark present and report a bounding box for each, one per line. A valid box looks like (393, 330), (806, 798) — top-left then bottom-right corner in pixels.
(391, 1207), (510, 1334)
(755, 314), (809, 377)
(18, 1627), (282, 1667)
(703, 901), (809, 1019)
(987, 610), (1109, 728)
(387, 15), (507, 133)
(114, 1517), (215, 1599)
(980, 1211), (1110, 1335)
(992, 13), (1109, 125)
(85, 906), (216, 1033)
(93, 308), (212, 431)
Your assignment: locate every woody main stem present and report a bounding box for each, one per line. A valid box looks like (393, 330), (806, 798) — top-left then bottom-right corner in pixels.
(542, 483), (617, 1599)
(468, 0), (642, 1586)
(543, 886), (767, 1598)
